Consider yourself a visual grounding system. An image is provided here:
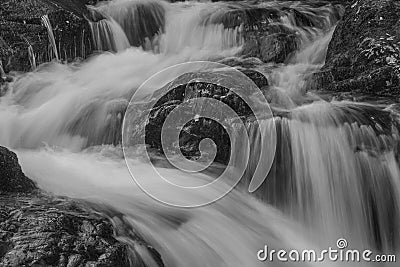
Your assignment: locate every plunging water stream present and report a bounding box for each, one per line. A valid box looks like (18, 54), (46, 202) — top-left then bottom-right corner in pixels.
(41, 15), (60, 62)
(0, 0), (399, 266)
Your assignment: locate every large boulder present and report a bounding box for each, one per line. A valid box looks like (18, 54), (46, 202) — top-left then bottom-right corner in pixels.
(311, 0), (400, 99)
(125, 69), (269, 164)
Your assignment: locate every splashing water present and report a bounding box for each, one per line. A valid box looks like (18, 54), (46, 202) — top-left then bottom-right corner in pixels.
(0, 0), (399, 266)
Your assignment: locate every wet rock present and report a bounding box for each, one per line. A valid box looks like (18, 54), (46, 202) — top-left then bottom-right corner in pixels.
(259, 33), (298, 63)
(223, 6), (299, 63)
(42, 0), (100, 19)
(0, 194), (132, 267)
(0, 0), (94, 72)
(212, 2), (341, 64)
(311, 0), (400, 98)
(0, 146), (36, 193)
(0, 146), (165, 266)
(125, 69), (269, 164)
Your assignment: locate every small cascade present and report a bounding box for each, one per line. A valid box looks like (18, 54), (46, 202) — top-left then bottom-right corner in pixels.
(41, 15), (60, 61)
(27, 44), (37, 70)
(237, 102), (400, 251)
(89, 16), (131, 52)
(96, 0), (166, 49)
(90, 0), (244, 54)
(158, 3), (243, 55)
(0, 60), (6, 80)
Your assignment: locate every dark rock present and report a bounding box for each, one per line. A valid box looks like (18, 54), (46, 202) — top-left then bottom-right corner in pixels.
(0, 194), (131, 267)
(0, 146), (36, 193)
(259, 33), (298, 63)
(210, 2), (342, 64)
(0, 0), (94, 72)
(221, 6), (299, 63)
(42, 0), (99, 19)
(125, 69), (269, 164)
(0, 146), (165, 266)
(311, 0), (400, 98)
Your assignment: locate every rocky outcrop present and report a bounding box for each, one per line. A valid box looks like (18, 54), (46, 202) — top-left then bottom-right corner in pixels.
(0, 147), (36, 193)
(311, 0), (400, 99)
(209, 2), (343, 64)
(0, 0), (94, 72)
(125, 69), (269, 164)
(0, 146), (163, 266)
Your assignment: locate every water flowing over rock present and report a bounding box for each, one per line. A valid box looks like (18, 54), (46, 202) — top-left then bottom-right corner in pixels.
(95, 0), (166, 48)
(0, 0), (94, 72)
(0, 146), (164, 266)
(1, 0), (400, 266)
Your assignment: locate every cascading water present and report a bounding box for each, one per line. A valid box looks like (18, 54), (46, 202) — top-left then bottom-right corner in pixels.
(27, 44), (37, 71)
(234, 1), (400, 253)
(95, 0), (166, 48)
(41, 15), (60, 61)
(1, 0), (399, 266)
(89, 16), (131, 52)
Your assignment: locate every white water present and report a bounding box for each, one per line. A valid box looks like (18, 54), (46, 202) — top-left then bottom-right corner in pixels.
(18, 146), (338, 267)
(0, 0), (399, 266)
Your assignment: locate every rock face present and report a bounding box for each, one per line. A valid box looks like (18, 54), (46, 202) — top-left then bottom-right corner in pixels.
(211, 2), (342, 64)
(0, 0), (94, 72)
(0, 147), (36, 193)
(125, 69), (269, 164)
(0, 195), (131, 267)
(0, 146), (164, 267)
(312, 0), (400, 99)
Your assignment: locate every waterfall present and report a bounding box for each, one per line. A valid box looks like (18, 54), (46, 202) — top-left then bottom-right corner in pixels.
(0, 0), (399, 266)
(27, 44), (37, 70)
(0, 60), (6, 80)
(89, 0), (243, 54)
(89, 17), (131, 52)
(239, 102), (400, 251)
(41, 15), (60, 61)
(96, 0), (166, 48)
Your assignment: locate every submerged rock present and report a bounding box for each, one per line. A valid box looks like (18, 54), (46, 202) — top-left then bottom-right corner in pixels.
(311, 0), (400, 98)
(0, 146), (164, 266)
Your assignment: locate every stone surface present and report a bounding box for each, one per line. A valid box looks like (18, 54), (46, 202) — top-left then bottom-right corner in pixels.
(125, 69), (269, 164)
(0, 146), (36, 193)
(0, 146), (164, 266)
(212, 2), (342, 64)
(0, 0), (94, 72)
(0, 194), (131, 267)
(311, 0), (400, 99)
